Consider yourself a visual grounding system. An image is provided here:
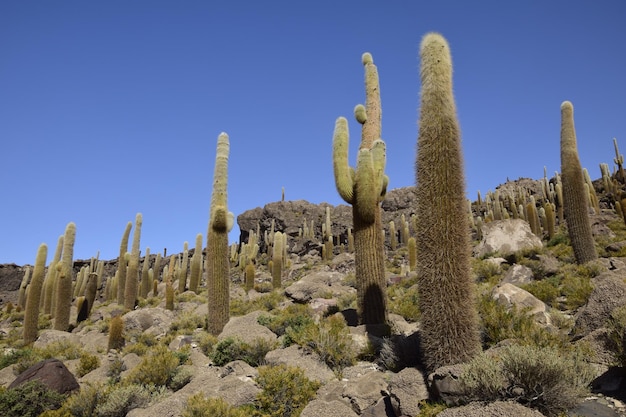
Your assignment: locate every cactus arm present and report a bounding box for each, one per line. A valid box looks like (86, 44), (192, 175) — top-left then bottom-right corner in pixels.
(332, 117), (355, 204)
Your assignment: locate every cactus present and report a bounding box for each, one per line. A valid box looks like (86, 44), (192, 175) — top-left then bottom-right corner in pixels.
(206, 132), (234, 335)
(124, 213), (142, 310)
(614, 137), (625, 184)
(117, 221), (132, 306)
(189, 234), (203, 293)
(54, 222), (76, 331)
(407, 237), (417, 272)
(17, 267), (31, 310)
(178, 242), (189, 294)
(165, 255), (176, 311)
(140, 247), (151, 299)
(272, 231), (284, 289)
(244, 262), (256, 292)
(23, 243), (48, 344)
(560, 101), (598, 264)
(415, 33), (481, 372)
(108, 315), (125, 351)
(84, 271), (98, 317)
(332, 52), (389, 329)
(42, 234), (63, 315)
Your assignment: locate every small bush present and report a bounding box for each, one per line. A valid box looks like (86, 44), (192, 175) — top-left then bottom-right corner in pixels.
(95, 383), (164, 417)
(182, 394), (249, 417)
(210, 337), (276, 367)
(77, 352), (101, 377)
(255, 364), (320, 417)
(0, 380), (65, 417)
(170, 311), (205, 334)
(461, 344), (595, 416)
(106, 356), (126, 385)
(257, 304), (315, 345)
(607, 305), (626, 366)
(294, 314), (356, 376)
(194, 332), (218, 356)
(0, 347), (34, 371)
(124, 344), (180, 387)
(521, 277), (560, 307)
(387, 284), (420, 322)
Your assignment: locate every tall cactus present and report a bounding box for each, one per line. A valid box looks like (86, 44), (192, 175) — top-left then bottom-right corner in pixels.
(332, 52), (389, 329)
(560, 101), (598, 264)
(206, 132), (234, 335)
(23, 243), (48, 344)
(117, 221), (132, 306)
(124, 213), (142, 310)
(415, 33), (481, 372)
(54, 222), (76, 331)
(189, 233), (203, 293)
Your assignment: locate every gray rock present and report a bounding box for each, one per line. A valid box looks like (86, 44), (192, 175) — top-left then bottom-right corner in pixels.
(388, 366), (429, 416)
(264, 344), (335, 383)
(575, 271), (626, 336)
(492, 283), (551, 325)
(218, 310), (278, 345)
(301, 399), (359, 417)
(437, 400), (546, 416)
(474, 219), (543, 258)
(9, 358), (79, 395)
(502, 264), (534, 285)
(284, 270), (354, 303)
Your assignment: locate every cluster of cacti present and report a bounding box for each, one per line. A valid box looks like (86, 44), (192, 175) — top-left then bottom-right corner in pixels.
(415, 33), (481, 372)
(332, 52), (389, 328)
(560, 101), (598, 264)
(206, 132), (234, 335)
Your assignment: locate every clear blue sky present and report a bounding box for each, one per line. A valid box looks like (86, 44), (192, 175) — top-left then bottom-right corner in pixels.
(2, 1), (625, 266)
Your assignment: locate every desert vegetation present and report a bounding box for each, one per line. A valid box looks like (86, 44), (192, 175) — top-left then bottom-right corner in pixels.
(1, 31), (626, 417)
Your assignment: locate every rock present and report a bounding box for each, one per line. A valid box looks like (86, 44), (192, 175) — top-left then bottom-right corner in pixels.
(575, 271), (626, 336)
(361, 395), (400, 417)
(264, 344), (335, 383)
(388, 366), (429, 416)
(123, 307), (174, 338)
(474, 219), (543, 258)
(341, 369), (388, 414)
(428, 364), (467, 406)
(284, 270), (355, 303)
(9, 358), (79, 394)
(218, 310), (278, 345)
(33, 329), (81, 349)
(437, 400), (546, 416)
(301, 399), (359, 417)
(502, 264), (534, 285)
(492, 283), (551, 325)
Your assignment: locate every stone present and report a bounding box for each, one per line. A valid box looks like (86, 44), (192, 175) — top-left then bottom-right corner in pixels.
(474, 219), (543, 258)
(437, 400), (546, 416)
(501, 264), (534, 285)
(301, 399), (359, 417)
(264, 344), (335, 383)
(218, 310), (278, 344)
(492, 283), (551, 325)
(388, 366), (429, 416)
(9, 358), (79, 394)
(575, 271), (626, 336)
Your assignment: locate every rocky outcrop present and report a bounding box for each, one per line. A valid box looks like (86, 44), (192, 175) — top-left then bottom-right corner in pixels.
(9, 358), (79, 395)
(474, 219), (543, 258)
(236, 187), (418, 251)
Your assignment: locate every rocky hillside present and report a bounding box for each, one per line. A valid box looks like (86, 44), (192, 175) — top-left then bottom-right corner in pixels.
(1, 180), (626, 417)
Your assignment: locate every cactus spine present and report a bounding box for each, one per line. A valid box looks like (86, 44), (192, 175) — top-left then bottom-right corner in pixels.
(415, 33), (481, 372)
(53, 222), (76, 331)
(23, 243), (48, 344)
(206, 132), (234, 335)
(560, 101), (598, 264)
(332, 52), (389, 329)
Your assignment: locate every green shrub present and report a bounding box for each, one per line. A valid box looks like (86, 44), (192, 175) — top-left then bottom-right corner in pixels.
(416, 400), (448, 416)
(387, 284), (420, 322)
(230, 291), (284, 316)
(124, 344), (180, 387)
(77, 352), (101, 377)
(478, 294), (567, 349)
(170, 311), (205, 334)
(0, 380), (65, 417)
(210, 337), (276, 367)
(182, 394), (249, 417)
(461, 344), (595, 416)
(471, 258), (503, 284)
(0, 347), (34, 371)
(194, 332), (218, 356)
(255, 364), (320, 417)
(257, 304), (315, 344)
(521, 277), (560, 307)
(607, 305), (626, 366)
(106, 356), (125, 385)
(95, 383), (164, 417)
(294, 314), (356, 376)
(560, 269), (594, 310)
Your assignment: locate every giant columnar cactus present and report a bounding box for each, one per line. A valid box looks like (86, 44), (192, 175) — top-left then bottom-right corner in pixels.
(332, 52), (389, 328)
(189, 234), (203, 294)
(54, 222), (76, 331)
(272, 231), (284, 289)
(560, 101), (598, 264)
(42, 234), (63, 315)
(140, 247), (151, 298)
(117, 221), (132, 306)
(124, 213), (142, 310)
(206, 132), (234, 335)
(415, 33), (481, 372)
(23, 243), (48, 344)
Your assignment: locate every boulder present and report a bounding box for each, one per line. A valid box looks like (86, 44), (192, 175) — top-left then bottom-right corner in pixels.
(284, 270), (355, 303)
(388, 366), (429, 416)
(474, 219), (543, 258)
(575, 271), (626, 336)
(437, 400), (546, 416)
(300, 399), (359, 417)
(9, 358), (79, 394)
(492, 283), (551, 325)
(264, 344), (335, 383)
(123, 307), (174, 338)
(501, 264), (534, 285)
(218, 310), (278, 345)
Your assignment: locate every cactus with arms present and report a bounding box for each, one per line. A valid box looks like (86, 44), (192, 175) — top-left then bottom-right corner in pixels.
(206, 132), (234, 335)
(332, 52), (389, 329)
(415, 33), (481, 372)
